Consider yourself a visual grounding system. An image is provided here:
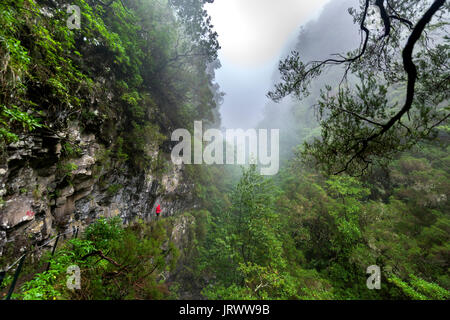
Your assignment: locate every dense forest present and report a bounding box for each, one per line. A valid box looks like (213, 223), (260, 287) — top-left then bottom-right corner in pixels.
(0, 0), (448, 301)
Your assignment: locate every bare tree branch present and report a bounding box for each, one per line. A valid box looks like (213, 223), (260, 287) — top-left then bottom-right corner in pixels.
(82, 250), (121, 267)
(375, 0), (391, 39)
(335, 0), (447, 174)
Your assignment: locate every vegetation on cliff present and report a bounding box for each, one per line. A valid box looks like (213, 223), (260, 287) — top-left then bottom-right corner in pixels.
(0, 0), (448, 301)
(0, 0), (220, 170)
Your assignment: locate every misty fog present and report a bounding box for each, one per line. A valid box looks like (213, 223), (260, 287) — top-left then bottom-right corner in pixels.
(206, 0), (361, 131)
(206, 0), (330, 129)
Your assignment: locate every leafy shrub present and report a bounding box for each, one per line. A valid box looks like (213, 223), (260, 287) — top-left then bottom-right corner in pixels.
(84, 216), (123, 251)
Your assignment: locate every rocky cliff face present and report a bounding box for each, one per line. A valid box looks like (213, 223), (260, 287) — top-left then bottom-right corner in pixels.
(0, 121), (193, 257)
(0, 0), (217, 264)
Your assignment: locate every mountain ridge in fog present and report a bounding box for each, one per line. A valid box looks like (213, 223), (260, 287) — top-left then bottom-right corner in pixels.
(258, 0), (361, 163)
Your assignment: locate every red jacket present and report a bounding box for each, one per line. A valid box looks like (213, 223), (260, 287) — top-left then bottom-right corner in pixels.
(156, 204), (161, 215)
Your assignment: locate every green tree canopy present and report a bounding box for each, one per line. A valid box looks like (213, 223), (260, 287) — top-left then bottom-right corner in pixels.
(269, 0), (449, 176)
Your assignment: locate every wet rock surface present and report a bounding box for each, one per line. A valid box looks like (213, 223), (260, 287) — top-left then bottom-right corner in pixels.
(0, 124), (193, 258)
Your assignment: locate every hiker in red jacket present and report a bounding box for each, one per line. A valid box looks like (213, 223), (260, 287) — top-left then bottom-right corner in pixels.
(156, 204), (161, 216)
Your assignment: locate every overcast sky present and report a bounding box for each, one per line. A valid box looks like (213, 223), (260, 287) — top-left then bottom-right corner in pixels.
(205, 0), (331, 129)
